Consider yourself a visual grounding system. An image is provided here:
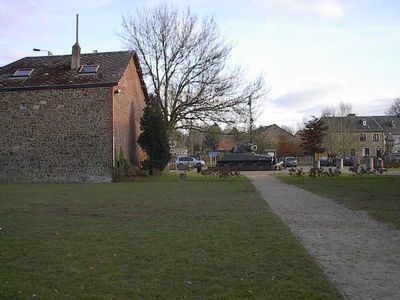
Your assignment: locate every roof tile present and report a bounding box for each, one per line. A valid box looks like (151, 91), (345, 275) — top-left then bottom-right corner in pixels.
(0, 51), (134, 91)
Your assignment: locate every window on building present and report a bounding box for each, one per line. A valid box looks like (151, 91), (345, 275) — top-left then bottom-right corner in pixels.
(373, 134), (379, 142)
(78, 64), (99, 74)
(377, 148), (382, 157)
(360, 133), (367, 141)
(350, 149), (356, 156)
(12, 68), (34, 77)
(363, 148), (370, 157)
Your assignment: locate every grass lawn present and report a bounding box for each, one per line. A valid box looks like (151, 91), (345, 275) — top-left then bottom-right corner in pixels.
(276, 174), (400, 229)
(0, 173), (341, 299)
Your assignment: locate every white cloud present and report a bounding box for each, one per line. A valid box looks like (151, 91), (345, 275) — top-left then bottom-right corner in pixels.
(303, 0), (344, 19)
(5, 49), (32, 61)
(253, 0), (344, 19)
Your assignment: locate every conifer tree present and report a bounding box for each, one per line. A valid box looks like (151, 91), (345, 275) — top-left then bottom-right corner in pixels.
(299, 117), (328, 166)
(138, 95), (170, 173)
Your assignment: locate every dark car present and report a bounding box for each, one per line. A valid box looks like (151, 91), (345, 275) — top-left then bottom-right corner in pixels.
(320, 156), (336, 167)
(283, 156), (297, 167)
(343, 156), (356, 166)
(388, 153), (400, 163)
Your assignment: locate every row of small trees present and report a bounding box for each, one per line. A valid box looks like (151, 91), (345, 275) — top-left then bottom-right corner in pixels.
(135, 99), (330, 175)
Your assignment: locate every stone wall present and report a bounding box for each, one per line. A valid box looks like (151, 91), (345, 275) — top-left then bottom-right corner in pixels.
(113, 58), (146, 166)
(0, 87), (113, 182)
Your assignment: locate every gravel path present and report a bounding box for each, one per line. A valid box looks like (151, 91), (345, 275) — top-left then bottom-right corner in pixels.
(245, 172), (400, 300)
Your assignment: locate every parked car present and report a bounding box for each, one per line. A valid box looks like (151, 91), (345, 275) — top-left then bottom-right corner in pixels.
(388, 153), (400, 163)
(320, 156), (336, 167)
(343, 156), (356, 166)
(175, 156), (206, 170)
(283, 156), (297, 167)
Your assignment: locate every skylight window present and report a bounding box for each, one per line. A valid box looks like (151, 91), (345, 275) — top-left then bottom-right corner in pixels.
(12, 68), (34, 77)
(78, 64), (99, 74)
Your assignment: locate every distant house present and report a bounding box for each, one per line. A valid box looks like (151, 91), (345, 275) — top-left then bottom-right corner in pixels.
(371, 116), (400, 153)
(0, 43), (148, 182)
(253, 124), (298, 156)
(253, 124), (294, 141)
(321, 114), (400, 158)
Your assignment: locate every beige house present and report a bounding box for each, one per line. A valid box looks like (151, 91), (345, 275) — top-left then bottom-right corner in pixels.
(372, 116), (400, 153)
(321, 114), (399, 158)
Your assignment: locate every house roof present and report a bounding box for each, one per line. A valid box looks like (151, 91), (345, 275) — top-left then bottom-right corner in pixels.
(321, 116), (383, 132)
(0, 51), (146, 92)
(253, 125), (272, 136)
(253, 124), (294, 137)
(372, 116), (400, 135)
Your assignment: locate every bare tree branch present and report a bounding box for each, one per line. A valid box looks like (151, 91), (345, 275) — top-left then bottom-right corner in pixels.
(119, 4), (266, 133)
(386, 98), (400, 116)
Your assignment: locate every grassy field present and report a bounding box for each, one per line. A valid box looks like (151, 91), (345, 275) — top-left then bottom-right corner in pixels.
(277, 174), (400, 229)
(0, 173), (341, 299)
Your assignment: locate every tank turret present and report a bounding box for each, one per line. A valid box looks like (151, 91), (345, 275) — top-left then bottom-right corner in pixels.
(234, 143), (257, 153)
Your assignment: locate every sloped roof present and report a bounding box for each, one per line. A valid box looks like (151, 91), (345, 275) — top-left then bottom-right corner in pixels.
(372, 116), (400, 135)
(253, 124), (294, 137)
(253, 125), (272, 136)
(321, 116), (382, 132)
(0, 51), (143, 92)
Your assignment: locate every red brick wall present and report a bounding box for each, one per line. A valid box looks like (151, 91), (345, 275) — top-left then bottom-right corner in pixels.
(113, 58), (146, 166)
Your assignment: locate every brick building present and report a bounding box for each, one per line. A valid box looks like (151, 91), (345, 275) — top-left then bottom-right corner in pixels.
(0, 48), (148, 182)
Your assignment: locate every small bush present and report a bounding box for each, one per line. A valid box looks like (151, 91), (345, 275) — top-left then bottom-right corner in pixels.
(307, 167), (341, 178)
(200, 167), (240, 178)
(348, 165), (387, 176)
(288, 167), (304, 177)
(384, 162), (400, 169)
(141, 159), (163, 175)
(113, 148), (148, 182)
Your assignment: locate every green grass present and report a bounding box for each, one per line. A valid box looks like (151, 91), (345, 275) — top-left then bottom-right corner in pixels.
(297, 162), (312, 167)
(0, 173), (341, 299)
(276, 174), (400, 229)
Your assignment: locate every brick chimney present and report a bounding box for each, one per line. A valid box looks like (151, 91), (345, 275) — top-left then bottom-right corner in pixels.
(71, 14), (81, 70)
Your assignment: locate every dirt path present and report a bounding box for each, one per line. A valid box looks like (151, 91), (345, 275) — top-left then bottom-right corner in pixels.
(245, 172), (400, 300)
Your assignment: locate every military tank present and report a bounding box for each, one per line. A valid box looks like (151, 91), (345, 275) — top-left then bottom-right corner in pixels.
(216, 143), (274, 171)
(216, 96), (275, 171)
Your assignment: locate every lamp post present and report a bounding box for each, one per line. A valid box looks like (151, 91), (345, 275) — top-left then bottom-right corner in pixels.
(248, 96), (253, 144)
(33, 48), (53, 56)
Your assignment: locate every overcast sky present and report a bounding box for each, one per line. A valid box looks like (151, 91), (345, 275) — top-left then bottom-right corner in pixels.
(1, 0), (399, 129)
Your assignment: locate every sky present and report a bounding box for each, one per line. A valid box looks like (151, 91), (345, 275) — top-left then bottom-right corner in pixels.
(1, 0), (400, 130)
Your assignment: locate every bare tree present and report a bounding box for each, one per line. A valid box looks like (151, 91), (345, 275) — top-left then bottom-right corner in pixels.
(321, 102), (353, 117)
(119, 4), (265, 134)
(280, 125), (294, 135)
(386, 98), (400, 116)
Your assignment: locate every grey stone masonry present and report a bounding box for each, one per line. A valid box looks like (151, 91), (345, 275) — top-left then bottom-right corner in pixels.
(0, 87), (113, 182)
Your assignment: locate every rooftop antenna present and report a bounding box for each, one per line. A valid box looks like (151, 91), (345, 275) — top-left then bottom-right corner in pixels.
(70, 13), (81, 69)
(75, 13), (79, 44)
